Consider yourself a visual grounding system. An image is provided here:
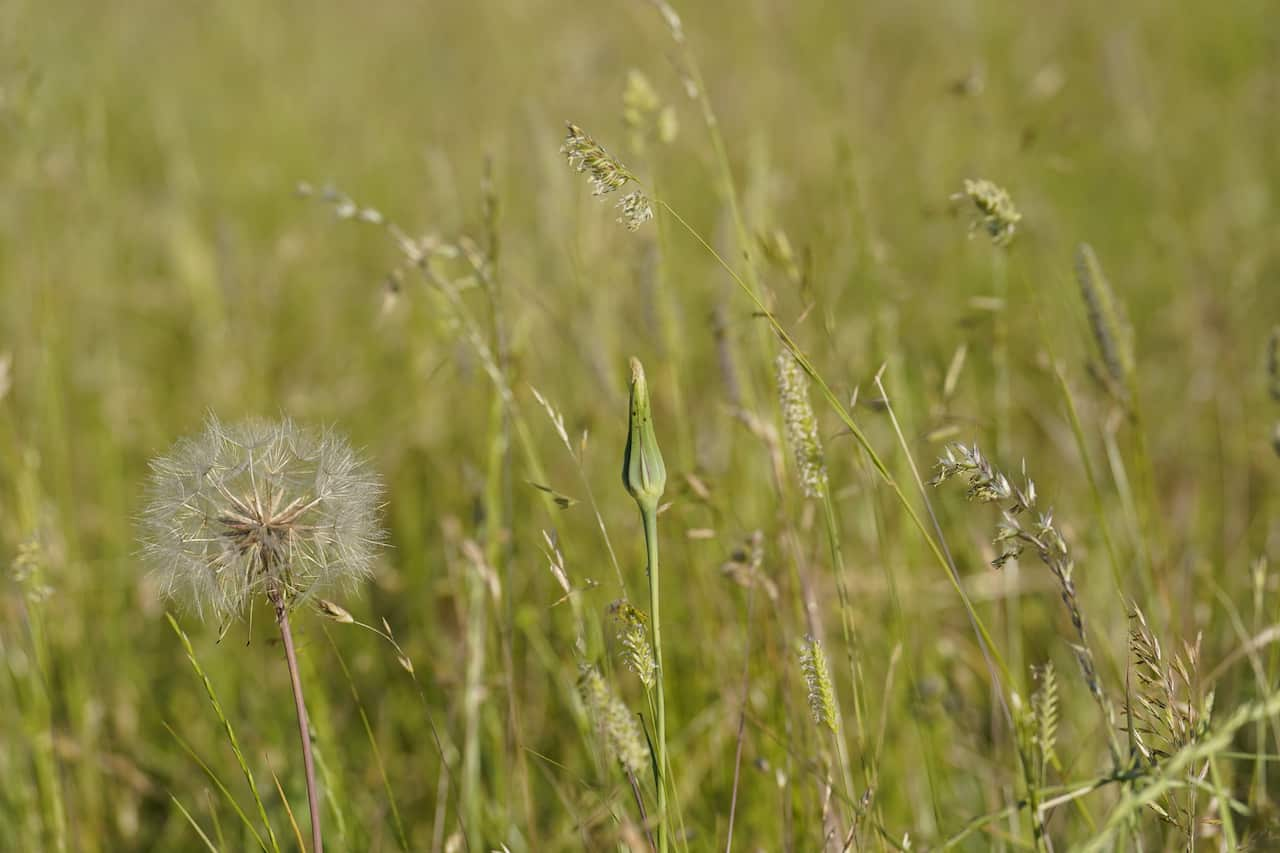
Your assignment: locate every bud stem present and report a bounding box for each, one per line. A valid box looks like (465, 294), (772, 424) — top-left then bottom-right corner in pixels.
(642, 504), (668, 853)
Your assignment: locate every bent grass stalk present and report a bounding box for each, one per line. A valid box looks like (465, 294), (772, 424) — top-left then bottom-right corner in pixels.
(318, 601), (465, 847)
(171, 794), (221, 853)
(322, 626), (410, 851)
(163, 722), (268, 852)
(649, 197), (1015, 694)
(776, 347), (861, 812)
(166, 614), (278, 852)
(268, 767), (306, 852)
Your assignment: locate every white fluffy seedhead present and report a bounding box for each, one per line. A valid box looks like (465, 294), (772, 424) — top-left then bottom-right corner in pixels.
(141, 415), (385, 622)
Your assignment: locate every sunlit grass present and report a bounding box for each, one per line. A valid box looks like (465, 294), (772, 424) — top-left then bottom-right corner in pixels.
(1, 0), (1279, 849)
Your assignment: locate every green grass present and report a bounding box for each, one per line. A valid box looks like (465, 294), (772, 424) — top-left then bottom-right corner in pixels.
(2, 0), (1279, 849)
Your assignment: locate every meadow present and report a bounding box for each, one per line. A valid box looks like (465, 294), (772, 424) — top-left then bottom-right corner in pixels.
(2, 0), (1279, 849)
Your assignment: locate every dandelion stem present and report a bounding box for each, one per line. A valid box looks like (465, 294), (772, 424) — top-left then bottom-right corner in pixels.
(642, 506), (668, 853)
(270, 585), (323, 853)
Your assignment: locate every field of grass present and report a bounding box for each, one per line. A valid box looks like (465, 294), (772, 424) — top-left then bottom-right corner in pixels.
(2, 0), (1279, 849)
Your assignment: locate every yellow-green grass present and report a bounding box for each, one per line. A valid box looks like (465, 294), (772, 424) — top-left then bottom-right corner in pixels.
(1, 0), (1278, 849)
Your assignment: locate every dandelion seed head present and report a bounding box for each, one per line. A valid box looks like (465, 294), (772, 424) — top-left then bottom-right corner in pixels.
(140, 415), (385, 622)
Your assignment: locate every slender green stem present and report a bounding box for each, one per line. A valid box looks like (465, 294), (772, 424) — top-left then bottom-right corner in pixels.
(818, 491), (862, 812)
(991, 254), (1025, 695)
(642, 506), (668, 853)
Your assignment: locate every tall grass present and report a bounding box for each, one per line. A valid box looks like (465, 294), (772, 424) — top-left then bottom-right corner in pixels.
(1, 0), (1279, 849)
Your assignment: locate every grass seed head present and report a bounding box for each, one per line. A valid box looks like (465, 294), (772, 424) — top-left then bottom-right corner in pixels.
(562, 122), (653, 232)
(609, 600), (657, 689)
(140, 415), (385, 622)
(579, 665), (649, 775)
(799, 635), (838, 732)
(958, 178), (1021, 247)
(1075, 243), (1135, 396)
(561, 122), (634, 197)
(616, 190), (654, 231)
(776, 349), (828, 499)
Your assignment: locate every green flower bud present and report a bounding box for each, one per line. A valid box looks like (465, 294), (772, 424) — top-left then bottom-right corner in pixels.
(622, 357), (666, 512)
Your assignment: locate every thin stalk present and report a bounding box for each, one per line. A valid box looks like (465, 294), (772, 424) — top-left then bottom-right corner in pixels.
(654, 197), (1013, 696)
(627, 770), (657, 852)
(1050, 363), (1129, 601)
(674, 31), (766, 414)
(646, 166), (696, 471)
(1125, 383), (1165, 609)
(462, 526), (487, 852)
(858, 452), (945, 831)
(991, 254), (1024, 705)
(642, 506), (669, 853)
(167, 615), (279, 852)
(323, 629), (409, 851)
(724, 584), (755, 853)
(818, 491), (863, 814)
(269, 587), (322, 853)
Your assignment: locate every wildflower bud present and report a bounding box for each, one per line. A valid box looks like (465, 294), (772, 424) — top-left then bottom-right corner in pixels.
(622, 358), (666, 513)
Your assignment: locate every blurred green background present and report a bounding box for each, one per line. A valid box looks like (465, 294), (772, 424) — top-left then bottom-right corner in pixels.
(2, 0), (1278, 849)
